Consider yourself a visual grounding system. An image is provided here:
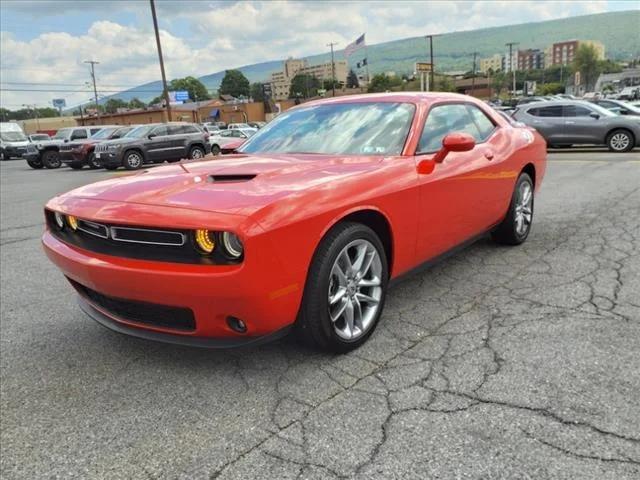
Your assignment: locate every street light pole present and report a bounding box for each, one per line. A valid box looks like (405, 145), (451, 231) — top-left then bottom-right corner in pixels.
(505, 42), (518, 98)
(471, 52), (477, 96)
(150, 0), (172, 122)
(426, 35), (435, 90)
(84, 60), (100, 121)
(327, 42), (338, 97)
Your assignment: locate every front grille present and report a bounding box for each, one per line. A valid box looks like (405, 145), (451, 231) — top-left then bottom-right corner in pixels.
(95, 144), (108, 153)
(69, 278), (196, 331)
(59, 145), (73, 151)
(45, 210), (239, 265)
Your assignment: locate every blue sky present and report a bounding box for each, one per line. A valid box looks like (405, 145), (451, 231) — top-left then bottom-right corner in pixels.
(0, 0), (637, 108)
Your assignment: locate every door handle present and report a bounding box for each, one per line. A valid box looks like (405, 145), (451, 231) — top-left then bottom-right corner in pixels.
(565, 121), (575, 124)
(484, 150), (494, 160)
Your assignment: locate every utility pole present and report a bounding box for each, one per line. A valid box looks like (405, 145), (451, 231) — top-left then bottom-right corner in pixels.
(426, 35), (435, 90)
(23, 104), (40, 130)
(505, 42), (518, 98)
(471, 52), (477, 96)
(327, 42), (338, 97)
(150, 0), (172, 122)
(84, 60), (100, 121)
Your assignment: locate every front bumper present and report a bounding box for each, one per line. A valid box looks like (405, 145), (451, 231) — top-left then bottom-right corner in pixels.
(1, 145), (29, 159)
(42, 229), (301, 346)
(95, 150), (123, 167)
(60, 150), (86, 164)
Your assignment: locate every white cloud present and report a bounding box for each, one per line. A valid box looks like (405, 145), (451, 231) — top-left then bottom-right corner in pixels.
(0, 0), (622, 108)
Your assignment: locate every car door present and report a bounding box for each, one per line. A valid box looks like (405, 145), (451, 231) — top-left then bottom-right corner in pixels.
(166, 124), (190, 160)
(563, 104), (603, 144)
(144, 125), (170, 161)
(523, 105), (564, 143)
(414, 103), (510, 262)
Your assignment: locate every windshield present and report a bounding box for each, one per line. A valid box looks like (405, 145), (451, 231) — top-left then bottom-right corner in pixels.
(617, 101), (640, 114)
(52, 128), (72, 139)
(587, 103), (617, 117)
(1, 131), (28, 142)
(240, 102), (415, 155)
(91, 127), (118, 139)
(30, 134), (49, 141)
(124, 125), (154, 138)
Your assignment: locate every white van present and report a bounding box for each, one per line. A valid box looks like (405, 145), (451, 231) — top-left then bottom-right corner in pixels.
(0, 122), (30, 160)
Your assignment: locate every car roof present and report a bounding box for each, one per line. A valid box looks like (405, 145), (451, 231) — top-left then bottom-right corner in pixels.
(518, 99), (595, 109)
(302, 92), (480, 108)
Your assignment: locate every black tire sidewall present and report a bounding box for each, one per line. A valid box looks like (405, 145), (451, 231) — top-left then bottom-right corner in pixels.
(123, 151), (143, 170)
(211, 145), (220, 156)
(509, 173), (534, 243)
(300, 222), (389, 352)
(27, 160), (43, 169)
(42, 151), (61, 169)
(607, 130), (634, 152)
(87, 152), (99, 169)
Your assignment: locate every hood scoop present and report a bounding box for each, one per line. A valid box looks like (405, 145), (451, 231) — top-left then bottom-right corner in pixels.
(207, 174), (257, 183)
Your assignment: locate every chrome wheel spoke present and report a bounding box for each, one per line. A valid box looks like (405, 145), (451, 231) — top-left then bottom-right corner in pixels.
(351, 243), (368, 274)
(355, 292), (379, 305)
(353, 299), (364, 332)
(344, 300), (355, 337)
(330, 298), (348, 323)
(329, 287), (347, 305)
(358, 276), (381, 287)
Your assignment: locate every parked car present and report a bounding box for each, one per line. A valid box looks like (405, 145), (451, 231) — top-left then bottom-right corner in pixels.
(43, 92), (547, 352)
(248, 121), (266, 129)
(209, 128), (256, 155)
(517, 96), (547, 105)
(513, 100), (640, 151)
(201, 123), (220, 134)
(617, 86), (640, 101)
(59, 126), (133, 169)
(94, 122), (209, 170)
(0, 122), (30, 161)
(24, 126), (103, 169)
(28, 133), (51, 142)
(589, 99), (640, 116)
(228, 123), (251, 130)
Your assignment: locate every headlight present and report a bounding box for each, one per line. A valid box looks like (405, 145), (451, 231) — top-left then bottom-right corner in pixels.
(107, 144), (121, 151)
(54, 212), (65, 229)
(221, 232), (244, 258)
(67, 215), (78, 231)
(194, 229), (215, 254)
(36, 143), (44, 150)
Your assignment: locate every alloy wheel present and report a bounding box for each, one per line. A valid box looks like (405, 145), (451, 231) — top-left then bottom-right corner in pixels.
(514, 180), (533, 236)
(328, 239), (383, 340)
(190, 147), (204, 159)
(610, 133), (630, 151)
(126, 152), (142, 169)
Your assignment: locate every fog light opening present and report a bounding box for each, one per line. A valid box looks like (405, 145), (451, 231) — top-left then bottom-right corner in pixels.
(227, 316), (247, 334)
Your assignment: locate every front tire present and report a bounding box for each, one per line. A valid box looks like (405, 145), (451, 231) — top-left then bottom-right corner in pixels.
(607, 129), (634, 152)
(491, 172), (534, 245)
(69, 161), (83, 170)
(87, 152), (100, 169)
(297, 222), (388, 353)
(211, 144), (221, 156)
(123, 150), (144, 170)
(42, 150), (61, 169)
(189, 145), (205, 159)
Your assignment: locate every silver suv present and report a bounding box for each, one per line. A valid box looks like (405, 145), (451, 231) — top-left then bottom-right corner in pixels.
(512, 100), (640, 152)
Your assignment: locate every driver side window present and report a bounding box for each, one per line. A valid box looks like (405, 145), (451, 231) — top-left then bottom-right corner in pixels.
(418, 104), (480, 153)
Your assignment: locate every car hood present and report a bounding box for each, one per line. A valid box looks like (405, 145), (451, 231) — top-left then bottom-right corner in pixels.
(59, 153), (384, 217)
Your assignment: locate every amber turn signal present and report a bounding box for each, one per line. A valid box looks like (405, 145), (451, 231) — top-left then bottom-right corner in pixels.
(194, 229), (215, 254)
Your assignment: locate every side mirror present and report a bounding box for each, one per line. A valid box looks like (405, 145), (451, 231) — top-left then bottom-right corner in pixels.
(589, 112), (600, 120)
(417, 132), (475, 174)
(433, 132), (475, 164)
(147, 133), (156, 140)
(64, 138), (69, 143)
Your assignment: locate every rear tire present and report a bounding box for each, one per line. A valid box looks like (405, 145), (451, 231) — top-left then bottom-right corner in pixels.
(42, 150), (61, 169)
(27, 159), (43, 169)
(69, 162), (83, 170)
(491, 172), (534, 245)
(211, 144), (221, 156)
(296, 222), (388, 353)
(607, 129), (634, 152)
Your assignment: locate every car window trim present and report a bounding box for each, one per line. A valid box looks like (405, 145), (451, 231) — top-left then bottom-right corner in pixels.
(415, 100), (500, 155)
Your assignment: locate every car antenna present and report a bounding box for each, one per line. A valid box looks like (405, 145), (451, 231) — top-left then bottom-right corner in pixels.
(178, 161), (190, 173)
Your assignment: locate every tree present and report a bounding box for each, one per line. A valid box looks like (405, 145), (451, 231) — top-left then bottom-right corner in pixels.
(250, 82), (265, 102)
(218, 70), (250, 98)
(148, 95), (163, 106)
(538, 82), (564, 95)
(346, 69), (359, 88)
(169, 76), (211, 102)
(572, 44), (601, 92)
(104, 98), (128, 114)
(323, 78), (342, 91)
(367, 73), (402, 93)
(289, 74), (321, 98)
(128, 98), (145, 109)
(436, 75), (456, 92)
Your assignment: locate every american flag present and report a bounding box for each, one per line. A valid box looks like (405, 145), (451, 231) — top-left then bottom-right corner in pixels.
(344, 34), (366, 57)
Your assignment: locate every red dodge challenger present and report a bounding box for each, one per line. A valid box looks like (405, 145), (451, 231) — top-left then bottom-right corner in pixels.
(43, 93), (546, 352)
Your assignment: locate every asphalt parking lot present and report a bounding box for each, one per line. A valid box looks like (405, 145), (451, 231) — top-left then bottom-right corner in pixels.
(1, 150), (639, 479)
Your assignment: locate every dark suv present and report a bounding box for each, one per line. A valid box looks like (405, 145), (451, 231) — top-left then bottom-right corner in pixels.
(60, 126), (133, 169)
(24, 126), (103, 169)
(95, 123), (210, 170)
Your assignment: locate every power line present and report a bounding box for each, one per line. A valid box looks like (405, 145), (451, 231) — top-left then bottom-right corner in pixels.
(0, 88), (161, 93)
(0, 81), (149, 87)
